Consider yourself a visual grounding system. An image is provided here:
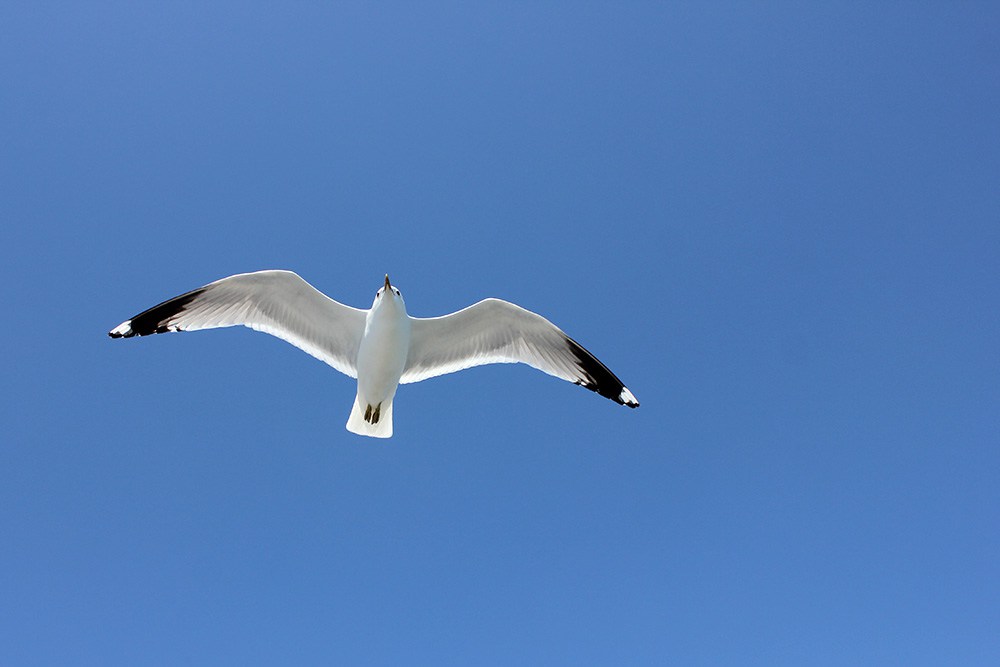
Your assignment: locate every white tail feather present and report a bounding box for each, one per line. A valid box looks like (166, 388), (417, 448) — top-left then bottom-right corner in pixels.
(346, 394), (394, 438)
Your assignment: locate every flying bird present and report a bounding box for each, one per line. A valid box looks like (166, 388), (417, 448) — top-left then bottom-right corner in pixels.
(109, 271), (639, 437)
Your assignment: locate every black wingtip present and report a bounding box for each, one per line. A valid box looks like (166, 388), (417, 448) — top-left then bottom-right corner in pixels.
(565, 336), (639, 408)
(109, 287), (207, 339)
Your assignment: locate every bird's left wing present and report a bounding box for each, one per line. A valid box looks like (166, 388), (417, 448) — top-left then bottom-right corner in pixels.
(109, 270), (367, 378)
(401, 298), (638, 407)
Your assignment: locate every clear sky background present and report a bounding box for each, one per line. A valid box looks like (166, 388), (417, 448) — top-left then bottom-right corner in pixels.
(2, 3), (998, 665)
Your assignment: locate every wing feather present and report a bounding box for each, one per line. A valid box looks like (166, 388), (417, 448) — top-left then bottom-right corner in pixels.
(108, 270), (366, 378)
(402, 298), (638, 407)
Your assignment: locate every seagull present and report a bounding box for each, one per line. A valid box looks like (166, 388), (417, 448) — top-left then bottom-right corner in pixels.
(109, 271), (639, 438)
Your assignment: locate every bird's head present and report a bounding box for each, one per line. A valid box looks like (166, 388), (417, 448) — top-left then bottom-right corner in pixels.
(372, 274), (405, 309)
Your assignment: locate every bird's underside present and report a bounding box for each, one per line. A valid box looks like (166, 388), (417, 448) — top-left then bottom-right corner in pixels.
(109, 270), (639, 438)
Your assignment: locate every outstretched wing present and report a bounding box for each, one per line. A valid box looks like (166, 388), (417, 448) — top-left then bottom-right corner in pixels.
(402, 298), (638, 407)
(109, 270), (367, 378)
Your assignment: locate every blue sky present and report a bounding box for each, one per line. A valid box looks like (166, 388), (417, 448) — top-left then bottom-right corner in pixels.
(2, 2), (998, 664)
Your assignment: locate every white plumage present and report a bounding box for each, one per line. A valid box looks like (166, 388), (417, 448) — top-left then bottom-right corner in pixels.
(110, 270), (638, 438)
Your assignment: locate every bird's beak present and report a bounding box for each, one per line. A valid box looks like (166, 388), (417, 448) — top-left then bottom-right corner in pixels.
(384, 274), (391, 290)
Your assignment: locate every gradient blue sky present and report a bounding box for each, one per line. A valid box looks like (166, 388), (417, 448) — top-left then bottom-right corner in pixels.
(2, 3), (998, 665)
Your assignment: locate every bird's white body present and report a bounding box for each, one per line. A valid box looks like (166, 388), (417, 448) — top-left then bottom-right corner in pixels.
(109, 271), (638, 438)
(347, 283), (411, 437)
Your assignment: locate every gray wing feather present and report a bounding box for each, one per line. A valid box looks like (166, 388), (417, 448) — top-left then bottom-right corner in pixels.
(401, 298), (638, 407)
(109, 270), (367, 378)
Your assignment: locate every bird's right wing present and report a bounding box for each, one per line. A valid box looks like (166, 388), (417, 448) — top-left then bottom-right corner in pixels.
(402, 298), (638, 407)
(109, 270), (367, 378)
